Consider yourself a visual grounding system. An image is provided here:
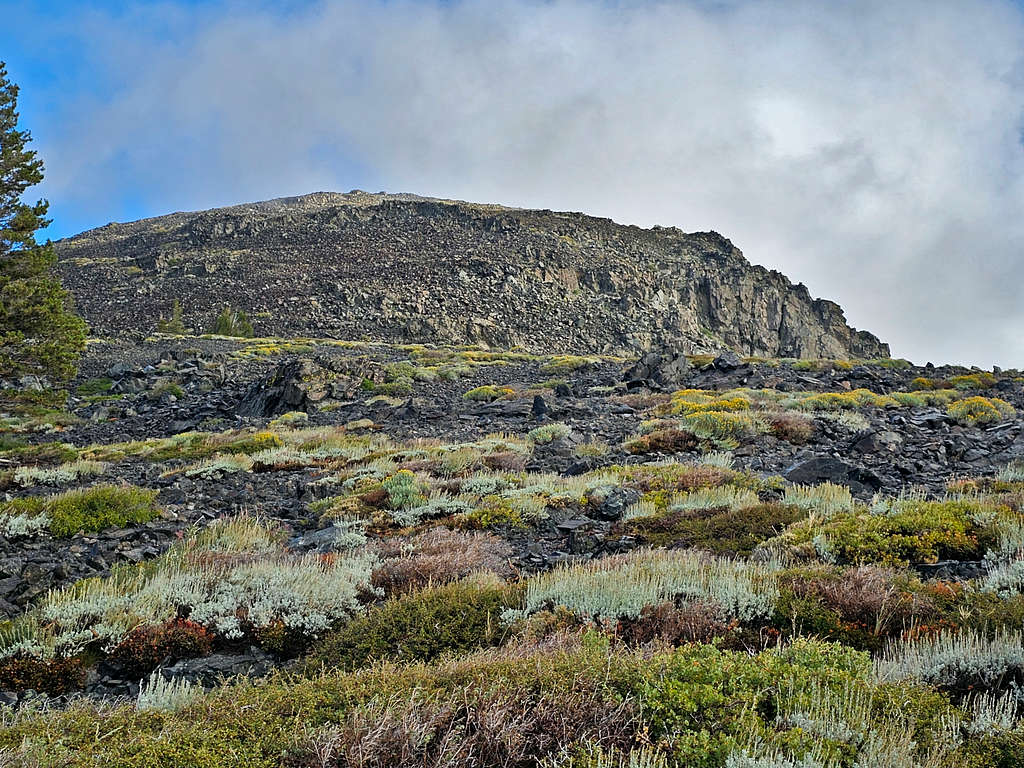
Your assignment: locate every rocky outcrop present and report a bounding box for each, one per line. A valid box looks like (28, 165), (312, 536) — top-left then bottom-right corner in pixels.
(55, 191), (888, 359)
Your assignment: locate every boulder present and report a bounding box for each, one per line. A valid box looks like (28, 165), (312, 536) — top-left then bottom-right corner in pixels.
(235, 358), (336, 417)
(783, 457), (882, 495)
(712, 350), (743, 371)
(161, 648), (275, 687)
(624, 350), (691, 390)
(851, 429), (903, 454)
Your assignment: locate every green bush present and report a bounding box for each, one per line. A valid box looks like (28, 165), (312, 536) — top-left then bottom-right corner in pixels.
(949, 373), (998, 390)
(47, 484), (161, 536)
(624, 502), (804, 555)
(765, 499), (993, 566)
(306, 576), (518, 671)
(1, 483), (161, 537)
(209, 307), (254, 338)
(528, 422), (572, 444)
(455, 494), (532, 529)
(540, 355), (597, 374)
(75, 377), (113, 396)
(156, 299), (190, 334)
(0, 440), (77, 466)
(678, 410), (768, 448)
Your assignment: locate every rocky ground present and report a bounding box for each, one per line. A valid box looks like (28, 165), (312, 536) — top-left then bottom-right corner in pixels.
(2, 335), (1024, 765)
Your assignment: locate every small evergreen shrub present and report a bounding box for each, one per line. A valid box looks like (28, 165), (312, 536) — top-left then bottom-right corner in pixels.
(155, 299), (190, 334)
(768, 412), (815, 444)
(306, 576), (517, 671)
(75, 377), (113, 397)
(0, 654), (87, 695)
(949, 373), (998, 390)
(455, 494), (537, 529)
(0, 441), (78, 466)
(761, 498), (992, 566)
(209, 307), (254, 338)
(624, 427), (698, 455)
(0, 483), (160, 537)
(678, 410), (768, 448)
(541, 355), (598, 374)
(463, 385), (517, 402)
(624, 503), (804, 556)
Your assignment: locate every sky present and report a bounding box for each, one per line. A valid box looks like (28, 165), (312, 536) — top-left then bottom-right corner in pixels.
(3, 0), (1024, 367)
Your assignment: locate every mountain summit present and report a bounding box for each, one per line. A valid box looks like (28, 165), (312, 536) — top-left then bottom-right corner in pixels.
(56, 191), (888, 358)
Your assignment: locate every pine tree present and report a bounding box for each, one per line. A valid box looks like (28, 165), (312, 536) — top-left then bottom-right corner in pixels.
(157, 299), (190, 334)
(0, 63), (87, 388)
(210, 306), (254, 338)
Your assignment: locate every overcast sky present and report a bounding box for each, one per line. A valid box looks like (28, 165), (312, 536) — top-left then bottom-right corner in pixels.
(3, 0), (1024, 367)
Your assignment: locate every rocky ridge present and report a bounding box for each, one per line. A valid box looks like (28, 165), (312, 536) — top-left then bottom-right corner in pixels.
(55, 191), (887, 359)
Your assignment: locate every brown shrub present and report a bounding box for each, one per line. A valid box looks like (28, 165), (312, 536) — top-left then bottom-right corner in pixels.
(397, 458), (441, 474)
(617, 463), (732, 493)
(620, 601), (735, 647)
(482, 451), (529, 472)
(360, 488), (390, 508)
(372, 528), (513, 594)
(767, 411), (815, 444)
(791, 566), (932, 635)
(284, 684), (638, 768)
(108, 618), (215, 677)
(0, 655), (87, 695)
(624, 428), (698, 455)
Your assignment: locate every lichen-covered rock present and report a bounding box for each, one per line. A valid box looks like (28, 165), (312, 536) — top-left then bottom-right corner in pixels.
(56, 191), (887, 359)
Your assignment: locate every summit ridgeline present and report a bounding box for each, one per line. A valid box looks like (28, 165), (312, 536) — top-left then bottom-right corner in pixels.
(56, 191), (887, 359)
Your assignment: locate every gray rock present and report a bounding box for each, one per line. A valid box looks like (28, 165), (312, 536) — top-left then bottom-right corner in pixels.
(783, 457), (883, 495)
(162, 648), (275, 686)
(624, 350), (691, 389)
(713, 350), (743, 371)
(851, 429), (903, 454)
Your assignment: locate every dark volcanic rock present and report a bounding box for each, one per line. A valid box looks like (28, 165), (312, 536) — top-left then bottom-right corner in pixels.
(783, 457), (883, 495)
(624, 350), (692, 390)
(161, 648), (275, 686)
(235, 357), (371, 417)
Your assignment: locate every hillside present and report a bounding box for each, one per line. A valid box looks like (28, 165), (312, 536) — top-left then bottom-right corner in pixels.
(55, 191), (888, 359)
(15, 194), (1024, 767)
(1, 330), (1023, 764)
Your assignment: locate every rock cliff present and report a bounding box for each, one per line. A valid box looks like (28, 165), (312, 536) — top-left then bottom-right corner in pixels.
(55, 191), (888, 358)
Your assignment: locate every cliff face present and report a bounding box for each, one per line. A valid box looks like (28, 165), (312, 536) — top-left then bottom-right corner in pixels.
(55, 191), (888, 358)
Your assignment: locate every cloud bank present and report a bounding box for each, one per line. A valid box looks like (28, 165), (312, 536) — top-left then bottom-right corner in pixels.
(27, 0), (1024, 366)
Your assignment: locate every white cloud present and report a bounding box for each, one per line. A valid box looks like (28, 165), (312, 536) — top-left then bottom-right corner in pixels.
(34, 0), (1024, 366)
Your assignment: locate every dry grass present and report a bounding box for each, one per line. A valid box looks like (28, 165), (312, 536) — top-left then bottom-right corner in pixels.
(371, 528), (513, 594)
(284, 684), (639, 768)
